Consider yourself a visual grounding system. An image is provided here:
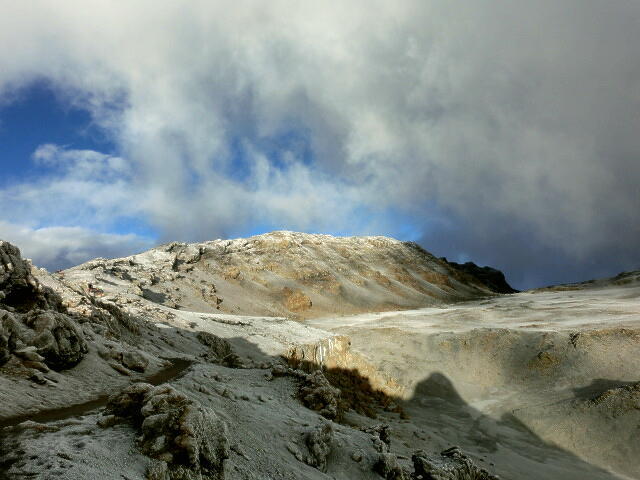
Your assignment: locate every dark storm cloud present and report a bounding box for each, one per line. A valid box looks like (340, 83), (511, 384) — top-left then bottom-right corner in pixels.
(0, 1), (638, 284)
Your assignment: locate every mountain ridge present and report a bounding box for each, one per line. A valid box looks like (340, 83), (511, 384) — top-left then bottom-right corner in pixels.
(58, 230), (506, 319)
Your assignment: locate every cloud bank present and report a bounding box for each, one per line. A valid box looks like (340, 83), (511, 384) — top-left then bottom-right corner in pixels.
(0, 221), (152, 271)
(1, 1), (639, 288)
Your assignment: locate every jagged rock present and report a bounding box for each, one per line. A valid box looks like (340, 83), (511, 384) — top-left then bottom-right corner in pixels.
(0, 241), (61, 312)
(106, 382), (154, 420)
(21, 311), (87, 370)
(92, 297), (140, 334)
(304, 423), (333, 472)
(14, 346), (44, 362)
(22, 360), (49, 372)
(441, 259), (517, 294)
(287, 423), (334, 472)
(0, 313), (15, 364)
(298, 370), (341, 420)
(196, 331), (242, 367)
(105, 383), (228, 480)
(1, 308), (87, 370)
(412, 447), (500, 480)
(122, 350), (149, 372)
(362, 424), (392, 450)
(374, 453), (407, 480)
(0, 241), (88, 369)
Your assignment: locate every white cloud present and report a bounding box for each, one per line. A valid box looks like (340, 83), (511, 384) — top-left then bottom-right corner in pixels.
(0, 1), (638, 281)
(0, 221), (153, 271)
(0, 144), (138, 230)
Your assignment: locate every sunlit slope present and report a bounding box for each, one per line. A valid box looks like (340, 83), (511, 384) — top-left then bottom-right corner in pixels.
(61, 231), (498, 318)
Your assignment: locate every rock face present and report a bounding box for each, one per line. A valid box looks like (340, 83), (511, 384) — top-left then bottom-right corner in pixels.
(0, 241), (87, 370)
(589, 382), (640, 416)
(0, 241), (61, 312)
(19, 311), (87, 370)
(282, 287), (313, 313)
(105, 383), (229, 480)
(441, 259), (518, 294)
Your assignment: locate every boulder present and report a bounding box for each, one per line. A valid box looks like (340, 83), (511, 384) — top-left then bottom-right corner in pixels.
(374, 453), (408, 480)
(122, 350), (149, 372)
(23, 311), (87, 370)
(304, 423), (333, 472)
(0, 240), (87, 370)
(106, 383), (228, 480)
(412, 447), (500, 480)
(298, 370), (341, 420)
(1, 308), (87, 370)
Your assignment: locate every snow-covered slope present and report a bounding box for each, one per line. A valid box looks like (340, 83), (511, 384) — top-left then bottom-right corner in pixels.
(1, 235), (638, 480)
(58, 231), (497, 320)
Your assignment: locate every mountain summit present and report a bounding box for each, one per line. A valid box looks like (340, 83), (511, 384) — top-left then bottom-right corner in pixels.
(60, 231), (506, 319)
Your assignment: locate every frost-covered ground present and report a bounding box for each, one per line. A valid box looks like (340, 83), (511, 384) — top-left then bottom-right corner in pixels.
(308, 283), (640, 479)
(2, 236), (639, 479)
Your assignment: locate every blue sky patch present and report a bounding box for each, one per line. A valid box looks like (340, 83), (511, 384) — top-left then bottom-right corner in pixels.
(0, 80), (115, 187)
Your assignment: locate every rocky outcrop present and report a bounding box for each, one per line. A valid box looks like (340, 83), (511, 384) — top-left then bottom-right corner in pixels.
(441, 259), (518, 294)
(412, 447), (500, 480)
(0, 309), (87, 370)
(286, 423), (334, 472)
(0, 241), (62, 312)
(374, 453), (408, 480)
(282, 287), (313, 313)
(20, 310), (87, 370)
(588, 382), (640, 417)
(196, 331), (243, 367)
(105, 383), (229, 480)
(297, 370), (341, 420)
(0, 241), (87, 370)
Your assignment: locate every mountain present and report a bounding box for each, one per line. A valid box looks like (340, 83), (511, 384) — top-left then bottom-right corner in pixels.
(58, 231), (500, 319)
(440, 258), (519, 294)
(1, 234), (638, 480)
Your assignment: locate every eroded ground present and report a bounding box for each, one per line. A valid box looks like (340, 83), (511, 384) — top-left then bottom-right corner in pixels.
(2, 237), (639, 479)
(308, 283), (640, 478)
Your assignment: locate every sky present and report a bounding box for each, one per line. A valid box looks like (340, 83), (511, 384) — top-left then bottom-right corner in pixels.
(0, 1), (639, 290)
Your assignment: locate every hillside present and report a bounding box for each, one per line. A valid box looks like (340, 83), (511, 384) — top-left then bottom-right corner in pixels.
(2, 234), (638, 480)
(57, 231), (500, 319)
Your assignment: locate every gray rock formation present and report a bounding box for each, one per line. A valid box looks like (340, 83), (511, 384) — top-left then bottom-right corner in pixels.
(374, 453), (407, 480)
(412, 447), (500, 480)
(0, 241), (87, 370)
(440, 258), (518, 294)
(298, 370), (341, 420)
(303, 422), (334, 472)
(105, 382), (229, 480)
(0, 241), (61, 312)
(196, 331), (242, 367)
